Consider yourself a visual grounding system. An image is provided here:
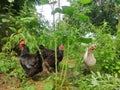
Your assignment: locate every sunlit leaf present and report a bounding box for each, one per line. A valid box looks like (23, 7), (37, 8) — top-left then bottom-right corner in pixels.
(44, 82), (54, 90)
(9, 27), (16, 32)
(26, 86), (35, 90)
(40, 0), (49, 4)
(79, 0), (92, 4)
(105, 66), (108, 69)
(18, 29), (22, 33)
(73, 14), (89, 22)
(2, 18), (10, 23)
(115, 66), (119, 69)
(91, 75), (99, 86)
(68, 64), (75, 69)
(20, 17), (35, 23)
(8, 0), (14, 3)
(73, 71), (80, 76)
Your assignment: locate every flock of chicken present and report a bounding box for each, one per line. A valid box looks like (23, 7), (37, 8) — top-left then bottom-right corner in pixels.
(19, 40), (64, 77)
(18, 40), (96, 77)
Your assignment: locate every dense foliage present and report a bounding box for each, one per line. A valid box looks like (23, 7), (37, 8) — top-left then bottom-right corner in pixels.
(0, 0), (120, 89)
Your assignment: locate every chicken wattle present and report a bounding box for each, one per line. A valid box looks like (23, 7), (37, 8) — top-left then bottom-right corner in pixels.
(19, 40), (43, 77)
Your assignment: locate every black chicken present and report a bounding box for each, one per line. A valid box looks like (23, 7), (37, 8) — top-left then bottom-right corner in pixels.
(39, 45), (64, 72)
(12, 44), (21, 56)
(39, 45), (54, 59)
(19, 40), (43, 77)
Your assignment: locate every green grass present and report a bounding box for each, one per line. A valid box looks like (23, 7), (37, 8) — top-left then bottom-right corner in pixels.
(0, 54), (120, 90)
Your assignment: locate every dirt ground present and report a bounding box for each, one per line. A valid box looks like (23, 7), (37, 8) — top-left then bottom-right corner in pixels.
(0, 72), (21, 90)
(0, 59), (77, 90)
(0, 73), (13, 90)
(0, 71), (53, 90)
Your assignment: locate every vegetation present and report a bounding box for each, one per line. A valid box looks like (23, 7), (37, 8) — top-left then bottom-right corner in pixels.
(0, 0), (120, 90)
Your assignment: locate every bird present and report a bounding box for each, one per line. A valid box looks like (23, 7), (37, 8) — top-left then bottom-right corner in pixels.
(83, 45), (96, 75)
(41, 45), (64, 73)
(19, 40), (43, 77)
(39, 45), (54, 59)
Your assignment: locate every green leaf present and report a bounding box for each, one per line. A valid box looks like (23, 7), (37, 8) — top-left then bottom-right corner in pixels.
(105, 66), (108, 69)
(69, 64), (75, 69)
(9, 27), (16, 32)
(61, 6), (74, 16)
(52, 8), (62, 14)
(73, 71), (80, 76)
(79, 37), (92, 43)
(26, 86), (35, 90)
(73, 14), (89, 22)
(2, 18), (10, 23)
(44, 82), (54, 90)
(20, 17), (35, 23)
(40, 0), (49, 4)
(115, 66), (119, 70)
(79, 0), (92, 4)
(91, 76), (99, 86)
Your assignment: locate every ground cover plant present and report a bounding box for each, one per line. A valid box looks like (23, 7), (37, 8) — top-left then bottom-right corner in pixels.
(0, 0), (120, 90)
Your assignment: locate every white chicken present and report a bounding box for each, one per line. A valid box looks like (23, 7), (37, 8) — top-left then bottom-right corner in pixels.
(83, 45), (96, 75)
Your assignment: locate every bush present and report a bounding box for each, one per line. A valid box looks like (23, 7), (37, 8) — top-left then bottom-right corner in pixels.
(92, 25), (120, 75)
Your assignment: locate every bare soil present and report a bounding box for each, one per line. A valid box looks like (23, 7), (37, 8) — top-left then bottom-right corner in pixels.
(0, 71), (53, 90)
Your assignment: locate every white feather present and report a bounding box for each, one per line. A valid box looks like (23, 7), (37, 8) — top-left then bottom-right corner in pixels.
(84, 48), (96, 67)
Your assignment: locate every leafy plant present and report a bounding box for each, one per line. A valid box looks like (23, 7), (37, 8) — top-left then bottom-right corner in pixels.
(91, 24), (120, 75)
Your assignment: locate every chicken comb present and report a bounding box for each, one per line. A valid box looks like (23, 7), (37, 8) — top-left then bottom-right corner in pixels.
(19, 40), (25, 45)
(19, 40), (25, 50)
(59, 45), (64, 50)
